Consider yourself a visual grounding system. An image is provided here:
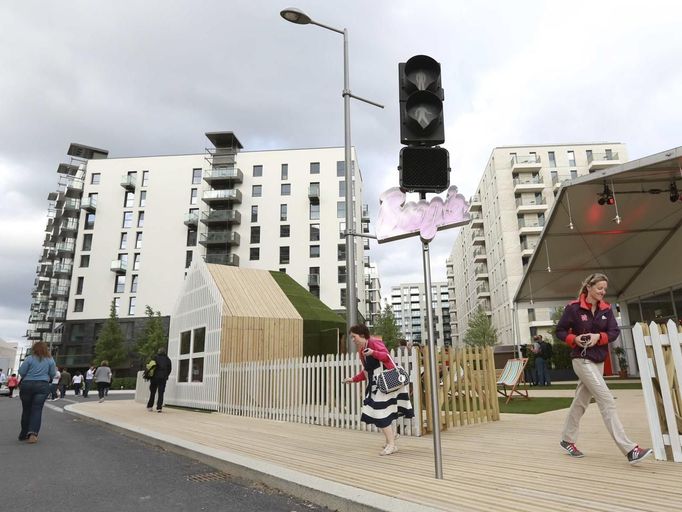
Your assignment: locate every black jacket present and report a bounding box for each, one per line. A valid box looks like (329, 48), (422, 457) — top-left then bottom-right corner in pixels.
(152, 354), (172, 381)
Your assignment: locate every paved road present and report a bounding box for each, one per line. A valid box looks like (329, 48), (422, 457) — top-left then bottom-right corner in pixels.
(0, 394), (328, 511)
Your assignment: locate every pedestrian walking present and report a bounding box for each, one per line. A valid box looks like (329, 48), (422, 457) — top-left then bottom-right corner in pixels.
(58, 368), (72, 398)
(556, 272), (653, 465)
(83, 366), (95, 398)
(146, 347), (172, 412)
(342, 324), (414, 455)
(50, 368), (61, 400)
(72, 371), (83, 396)
(94, 361), (112, 402)
(7, 373), (19, 397)
(17, 341), (56, 443)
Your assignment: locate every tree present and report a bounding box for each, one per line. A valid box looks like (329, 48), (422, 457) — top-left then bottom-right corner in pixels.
(372, 303), (401, 350)
(463, 307), (498, 347)
(136, 305), (168, 363)
(94, 299), (127, 368)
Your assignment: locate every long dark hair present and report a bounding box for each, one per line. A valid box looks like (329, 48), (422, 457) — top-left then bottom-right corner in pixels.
(31, 341), (51, 361)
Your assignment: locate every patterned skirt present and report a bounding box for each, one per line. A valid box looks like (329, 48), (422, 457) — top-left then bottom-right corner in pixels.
(360, 366), (414, 428)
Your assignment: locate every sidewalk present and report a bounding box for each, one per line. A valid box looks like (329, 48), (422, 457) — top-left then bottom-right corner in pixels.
(66, 388), (682, 512)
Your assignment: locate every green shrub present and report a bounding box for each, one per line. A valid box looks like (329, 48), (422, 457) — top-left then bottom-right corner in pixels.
(552, 341), (572, 370)
(111, 377), (137, 390)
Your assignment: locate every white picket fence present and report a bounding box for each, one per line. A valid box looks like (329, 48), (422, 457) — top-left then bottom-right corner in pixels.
(217, 349), (421, 436)
(633, 320), (682, 462)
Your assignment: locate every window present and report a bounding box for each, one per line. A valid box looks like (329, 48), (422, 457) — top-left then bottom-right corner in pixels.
(186, 229), (197, 246)
(84, 213), (96, 230)
(251, 205), (258, 222)
(192, 168), (202, 184)
(280, 246), (290, 264)
(114, 275), (125, 293)
(135, 232), (143, 249)
(193, 327), (205, 352)
(113, 298), (121, 316)
(281, 183), (291, 196)
(82, 234), (93, 251)
(528, 308), (536, 322)
(180, 331), (191, 354)
(251, 226), (260, 244)
(185, 250), (193, 268)
(567, 150), (576, 167)
(337, 201), (346, 219)
(119, 233), (128, 250)
(281, 164), (288, 180)
(338, 266), (347, 284)
(548, 152), (557, 167)
(336, 161), (345, 177)
(586, 149), (593, 162)
(122, 212), (133, 228)
(339, 222), (346, 239)
(142, 170), (149, 187)
(192, 358), (204, 383)
(137, 211), (145, 228)
(190, 188), (197, 205)
(139, 191), (147, 207)
(280, 225), (290, 237)
(128, 297), (136, 315)
(340, 288), (347, 307)
(570, 169), (578, 179)
(338, 243), (346, 261)
(250, 247), (260, 260)
(310, 245), (320, 258)
(253, 165), (263, 177)
(310, 224), (320, 241)
(179, 360), (189, 382)
(124, 191), (135, 208)
(252, 185), (262, 197)
(76, 277), (84, 295)
(74, 299), (84, 312)
(338, 181), (345, 197)
(80, 255), (90, 268)
(280, 204), (288, 221)
(133, 253), (141, 271)
(309, 203), (320, 220)
(310, 162), (320, 174)
(130, 274), (139, 293)
(90, 173), (101, 185)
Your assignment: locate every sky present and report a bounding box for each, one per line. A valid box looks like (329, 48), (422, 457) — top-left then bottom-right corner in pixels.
(1, 0), (681, 347)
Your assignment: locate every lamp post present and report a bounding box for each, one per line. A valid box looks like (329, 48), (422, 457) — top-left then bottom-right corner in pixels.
(280, 7), (383, 336)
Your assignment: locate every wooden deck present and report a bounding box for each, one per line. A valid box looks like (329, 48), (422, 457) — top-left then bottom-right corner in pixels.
(70, 388), (682, 512)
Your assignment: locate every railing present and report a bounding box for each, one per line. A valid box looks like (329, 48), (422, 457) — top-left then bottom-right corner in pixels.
(204, 167), (243, 182)
(202, 189), (242, 202)
(520, 239), (538, 251)
(510, 154), (541, 166)
(121, 174), (136, 189)
(470, 194), (481, 203)
(204, 253), (239, 266)
(81, 197), (97, 210)
(587, 151), (619, 164)
(513, 176), (544, 186)
(55, 241), (76, 253)
(515, 197), (547, 207)
(471, 229), (484, 239)
(518, 219), (545, 229)
(63, 198), (81, 210)
(201, 209), (241, 224)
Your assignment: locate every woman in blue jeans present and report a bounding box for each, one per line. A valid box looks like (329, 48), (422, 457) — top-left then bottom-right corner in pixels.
(18, 341), (56, 444)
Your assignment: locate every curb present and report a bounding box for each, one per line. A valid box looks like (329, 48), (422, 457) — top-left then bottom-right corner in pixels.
(65, 404), (441, 512)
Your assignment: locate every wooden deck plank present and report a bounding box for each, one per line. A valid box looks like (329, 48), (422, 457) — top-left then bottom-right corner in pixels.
(71, 388), (682, 512)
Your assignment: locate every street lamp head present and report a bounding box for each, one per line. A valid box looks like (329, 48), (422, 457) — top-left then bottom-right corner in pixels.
(280, 7), (311, 25)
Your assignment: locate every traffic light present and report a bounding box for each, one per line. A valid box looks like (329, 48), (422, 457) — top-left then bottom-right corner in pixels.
(399, 55), (444, 146)
(398, 55), (449, 193)
(399, 146), (450, 193)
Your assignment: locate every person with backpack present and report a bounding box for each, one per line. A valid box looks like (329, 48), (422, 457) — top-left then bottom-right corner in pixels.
(146, 347), (172, 412)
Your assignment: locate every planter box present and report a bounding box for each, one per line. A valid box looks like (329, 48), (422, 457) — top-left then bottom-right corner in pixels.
(548, 368), (578, 381)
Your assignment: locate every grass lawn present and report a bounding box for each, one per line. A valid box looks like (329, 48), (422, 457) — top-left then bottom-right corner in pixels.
(499, 396), (574, 414)
(540, 382), (641, 390)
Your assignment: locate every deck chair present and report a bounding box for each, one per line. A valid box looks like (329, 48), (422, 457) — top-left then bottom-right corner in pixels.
(496, 358), (529, 404)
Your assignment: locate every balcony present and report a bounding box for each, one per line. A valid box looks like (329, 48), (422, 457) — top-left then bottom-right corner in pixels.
(308, 184), (320, 203)
(510, 154), (542, 172)
(52, 262), (73, 275)
(63, 177), (84, 196)
(184, 212), (199, 227)
(518, 218), (545, 235)
(50, 286), (70, 299)
(204, 253), (239, 266)
(362, 204), (370, 220)
(470, 212), (483, 227)
(469, 194), (482, 211)
(588, 151), (620, 171)
(478, 299), (492, 314)
(47, 308), (66, 321)
(121, 174), (136, 191)
(513, 176), (544, 193)
(34, 321), (51, 331)
(110, 260), (127, 274)
(81, 197), (97, 212)
(199, 231), (240, 247)
(200, 209), (241, 226)
(515, 197), (548, 214)
(203, 167), (243, 185)
(44, 333), (62, 345)
(473, 247), (487, 262)
(471, 229), (485, 246)
(475, 264), (489, 280)
(63, 198), (81, 211)
(29, 312), (46, 322)
(520, 239), (538, 257)
(55, 240), (76, 254)
(202, 188), (242, 205)
(59, 218), (79, 235)
(308, 274), (320, 287)
(476, 284), (490, 298)
(27, 330), (41, 340)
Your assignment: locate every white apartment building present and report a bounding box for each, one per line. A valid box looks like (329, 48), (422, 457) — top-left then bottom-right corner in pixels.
(27, 132), (371, 368)
(446, 143), (627, 347)
(390, 282), (451, 346)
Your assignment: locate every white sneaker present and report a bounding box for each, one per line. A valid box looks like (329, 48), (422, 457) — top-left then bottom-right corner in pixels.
(384, 433), (400, 449)
(380, 444), (398, 456)
(147, 407), (153, 412)
(99, 398), (104, 403)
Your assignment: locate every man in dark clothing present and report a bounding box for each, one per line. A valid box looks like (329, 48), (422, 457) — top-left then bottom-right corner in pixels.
(533, 336), (552, 386)
(146, 347), (172, 412)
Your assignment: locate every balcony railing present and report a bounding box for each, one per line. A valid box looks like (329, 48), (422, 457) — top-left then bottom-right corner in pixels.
(121, 174), (136, 190)
(201, 209), (241, 225)
(362, 204), (370, 219)
(308, 184), (320, 203)
(518, 218), (545, 229)
(60, 218), (79, 233)
(510, 154), (541, 167)
(513, 176), (544, 186)
(587, 151), (619, 164)
(184, 212), (199, 227)
(520, 239), (538, 252)
(203, 167), (243, 184)
(515, 197), (547, 207)
(110, 260), (127, 273)
(199, 231), (240, 246)
(81, 197), (97, 211)
(63, 198), (81, 211)
(202, 189), (242, 204)
(52, 262), (73, 275)
(55, 241), (76, 253)
(204, 253), (239, 266)
(50, 286), (70, 298)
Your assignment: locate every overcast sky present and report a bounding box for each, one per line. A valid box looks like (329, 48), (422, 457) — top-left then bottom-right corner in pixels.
(1, 0), (681, 346)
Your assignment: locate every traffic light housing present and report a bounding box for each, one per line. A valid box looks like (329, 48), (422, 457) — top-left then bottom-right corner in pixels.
(399, 55), (444, 146)
(399, 147), (450, 193)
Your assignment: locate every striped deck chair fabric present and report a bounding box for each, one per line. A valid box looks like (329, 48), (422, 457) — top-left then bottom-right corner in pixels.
(496, 357), (529, 404)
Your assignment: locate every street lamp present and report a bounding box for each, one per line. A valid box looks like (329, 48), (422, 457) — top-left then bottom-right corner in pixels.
(280, 7), (383, 337)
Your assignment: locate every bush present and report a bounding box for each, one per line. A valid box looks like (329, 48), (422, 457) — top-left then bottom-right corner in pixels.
(551, 341), (572, 370)
(111, 377), (137, 390)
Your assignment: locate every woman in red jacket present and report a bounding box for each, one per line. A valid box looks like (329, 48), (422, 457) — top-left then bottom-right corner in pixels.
(343, 324), (414, 455)
(556, 273), (652, 465)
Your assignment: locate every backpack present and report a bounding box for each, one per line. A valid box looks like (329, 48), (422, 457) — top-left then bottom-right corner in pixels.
(143, 359), (157, 380)
(541, 341), (553, 360)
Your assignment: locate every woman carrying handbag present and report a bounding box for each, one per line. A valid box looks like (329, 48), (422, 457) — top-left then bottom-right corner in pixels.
(343, 324), (414, 455)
